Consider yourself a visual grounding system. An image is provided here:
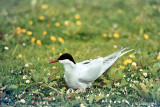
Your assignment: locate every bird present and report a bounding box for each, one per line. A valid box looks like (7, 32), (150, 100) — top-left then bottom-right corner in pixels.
(49, 47), (133, 89)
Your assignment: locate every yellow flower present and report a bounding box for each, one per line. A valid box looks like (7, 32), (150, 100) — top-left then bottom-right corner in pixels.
(52, 47), (55, 51)
(76, 21), (82, 26)
(21, 29), (26, 33)
(50, 36), (56, 41)
(16, 27), (21, 34)
(113, 33), (119, 38)
(117, 9), (122, 14)
(29, 21), (33, 25)
(58, 37), (64, 43)
(150, 84), (153, 87)
(56, 76), (60, 79)
(152, 4), (157, 9)
(3, 11), (8, 16)
(74, 14), (80, 19)
(19, 54), (22, 58)
(123, 60), (128, 65)
(129, 54), (135, 58)
(127, 59), (132, 64)
(119, 65), (125, 69)
(59, 53), (62, 56)
(64, 21), (69, 26)
(103, 33), (107, 38)
(158, 8), (160, 13)
(157, 55), (160, 60)
(43, 31), (47, 35)
(39, 16), (44, 20)
(55, 22), (60, 27)
(41, 4), (48, 9)
(124, 59), (132, 65)
(144, 34), (149, 39)
(37, 40), (42, 45)
(27, 31), (32, 35)
(31, 37), (35, 43)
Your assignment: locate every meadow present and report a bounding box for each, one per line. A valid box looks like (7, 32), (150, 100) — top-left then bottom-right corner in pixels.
(0, 0), (160, 106)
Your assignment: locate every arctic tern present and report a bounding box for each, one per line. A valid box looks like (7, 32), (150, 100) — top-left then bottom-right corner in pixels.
(49, 48), (133, 89)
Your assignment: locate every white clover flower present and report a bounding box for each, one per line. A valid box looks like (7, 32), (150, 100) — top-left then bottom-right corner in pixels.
(106, 94), (109, 97)
(20, 99), (25, 103)
(4, 46), (9, 50)
(114, 45), (117, 48)
(114, 82), (120, 87)
(22, 43), (26, 46)
(143, 72), (147, 77)
(47, 73), (51, 76)
(132, 62), (137, 66)
(26, 80), (30, 84)
(109, 99), (112, 103)
(25, 63), (30, 67)
(52, 97), (55, 100)
(139, 69), (143, 71)
(11, 70), (13, 73)
(80, 104), (86, 107)
(123, 75), (126, 77)
(23, 75), (27, 79)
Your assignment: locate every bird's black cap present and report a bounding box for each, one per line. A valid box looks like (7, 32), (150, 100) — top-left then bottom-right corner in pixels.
(58, 53), (76, 64)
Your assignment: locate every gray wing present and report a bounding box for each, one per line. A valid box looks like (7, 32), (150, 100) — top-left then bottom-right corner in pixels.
(78, 58), (103, 83)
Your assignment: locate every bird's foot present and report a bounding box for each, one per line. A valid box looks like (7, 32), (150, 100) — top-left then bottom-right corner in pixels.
(75, 89), (86, 93)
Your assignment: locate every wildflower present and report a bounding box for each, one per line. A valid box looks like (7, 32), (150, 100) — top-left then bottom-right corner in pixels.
(19, 54), (22, 58)
(26, 80), (30, 84)
(123, 60), (128, 65)
(52, 66), (57, 70)
(74, 14), (80, 19)
(144, 34), (149, 39)
(113, 33), (119, 38)
(129, 54), (135, 58)
(55, 22), (60, 27)
(80, 104), (86, 107)
(47, 24), (51, 27)
(47, 73), (50, 76)
(124, 59), (132, 65)
(76, 21), (82, 26)
(64, 21), (69, 26)
(139, 69), (143, 71)
(29, 21), (33, 25)
(56, 76), (60, 79)
(4, 46), (9, 50)
(31, 37), (35, 43)
(123, 75), (126, 77)
(114, 82), (120, 87)
(52, 47), (55, 51)
(58, 37), (64, 43)
(16, 27), (21, 34)
(157, 55), (160, 60)
(114, 45), (117, 48)
(23, 75), (27, 79)
(43, 31), (47, 35)
(117, 9), (122, 14)
(59, 53), (62, 56)
(132, 62), (137, 66)
(27, 31), (32, 35)
(3, 11), (8, 16)
(143, 72), (147, 77)
(39, 16), (44, 20)
(22, 43), (26, 46)
(150, 84), (153, 87)
(103, 33), (107, 38)
(41, 4), (48, 9)
(25, 63), (30, 67)
(37, 40), (42, 45)
(21, 29), (26, 33)
(152, 4), (157, 9)
(50, 36), (56, 41)
(20, 99), (25, 103)
(119, 65), (125, 69)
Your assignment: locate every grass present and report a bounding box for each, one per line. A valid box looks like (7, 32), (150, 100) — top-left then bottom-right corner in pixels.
(0, 0), (160, 106)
